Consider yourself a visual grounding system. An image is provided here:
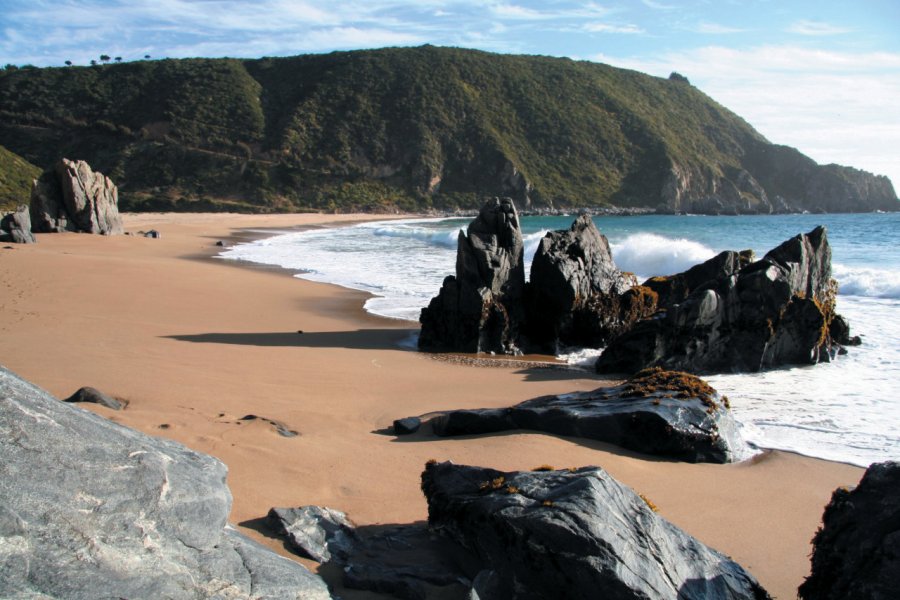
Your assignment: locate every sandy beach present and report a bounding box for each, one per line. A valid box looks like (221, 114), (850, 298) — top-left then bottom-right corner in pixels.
(0, 212), (864, 599)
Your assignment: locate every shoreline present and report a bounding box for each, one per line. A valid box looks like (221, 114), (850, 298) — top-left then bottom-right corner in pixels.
(0, 212), (865, 599)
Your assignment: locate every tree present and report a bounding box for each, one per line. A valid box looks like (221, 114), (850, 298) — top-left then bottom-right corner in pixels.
(144, 54), (151, 59)
(100, 55), (110, 63)
(90, 60), (97, 66)
(115, 57), (122, 63)
(64, 60), (72, 67)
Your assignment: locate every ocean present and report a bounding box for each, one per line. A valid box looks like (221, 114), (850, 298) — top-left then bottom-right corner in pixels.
(219, 212), (900, 468)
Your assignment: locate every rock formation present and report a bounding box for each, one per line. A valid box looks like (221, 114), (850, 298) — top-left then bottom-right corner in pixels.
(427, 367), (747, 463)
(597, 226), (847, 374)
(798, 461), (900, 600)
(30, 158), (124, 235)
(267, 506), (357, 563)
(422, 461), (772, 600)
(419, 197), (526, 354)
(0, 365), (331, 599)
(526, 214), (649, 351)
(0, 205), (35, 243)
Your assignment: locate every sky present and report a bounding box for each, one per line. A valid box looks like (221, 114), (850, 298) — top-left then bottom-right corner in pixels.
(1, 0), (898, 189)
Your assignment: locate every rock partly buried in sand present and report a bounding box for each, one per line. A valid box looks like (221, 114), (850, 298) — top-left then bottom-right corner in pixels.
(240, 413), (299, 437)
(0, 365), (331, 599)
(429, 367), (746, 463)
(798, 461), (900, 600)
(0, 205), (36, 243)
(63, 385), (123, 410)
(30, 158), (123, 235)
(597, 226), (849, 374)
(422, 461), (772, 600)
(393, 416), (421, 435)
(267, 506), (357, 563)
(419, 197), (526, 354)
(268, 507), (471, 599)
(526, 214), (650, 351)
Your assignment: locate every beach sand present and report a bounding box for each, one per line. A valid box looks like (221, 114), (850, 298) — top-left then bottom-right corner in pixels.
(0, 212), (863, 599)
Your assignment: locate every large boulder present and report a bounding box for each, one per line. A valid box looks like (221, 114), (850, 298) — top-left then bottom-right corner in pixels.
(419, 197), (526, 354)
(429, 367), (747, 463)
(0, 365), (331, 599)
(798, 461), (900, 600)
(30, 158), (123, 235)
(526, 214), (646, 350)
(597, 226), (846, 374)
(421, 461), (771, 600)
(0, 205), (35, 243)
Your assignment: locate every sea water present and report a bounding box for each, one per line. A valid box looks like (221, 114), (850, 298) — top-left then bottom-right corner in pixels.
(219, 212), (900, 467)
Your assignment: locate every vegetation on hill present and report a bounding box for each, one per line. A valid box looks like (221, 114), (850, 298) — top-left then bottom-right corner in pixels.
(0, 144), (41, 212)
(0, 46), (895, 213)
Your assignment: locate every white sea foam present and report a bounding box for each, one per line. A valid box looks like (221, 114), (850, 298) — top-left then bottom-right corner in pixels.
(610, 233), (716, 280)
(832, 263), (900, 299)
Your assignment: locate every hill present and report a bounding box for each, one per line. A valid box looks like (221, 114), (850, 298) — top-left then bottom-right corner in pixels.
(0, 144), (41, 212)
(0, 46), (896, 214)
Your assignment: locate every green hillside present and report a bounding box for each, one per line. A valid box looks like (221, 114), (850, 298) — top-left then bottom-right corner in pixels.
(0, 46), (895, 213)
(0, 144), (41, 212)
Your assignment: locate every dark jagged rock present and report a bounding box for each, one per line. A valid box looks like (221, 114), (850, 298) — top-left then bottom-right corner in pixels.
(829, 314), (861, 346)
(0, 205), (35, 243)
(526, 214), (644, 350)
(597, 226), (847, 374)
(393, 416), (422, 435)
(267, 506), (356, 563)
(644, 249), (754, 308)
(799, 461), (900, 600)
(0, 365), (331, 599)
(63, 385), (123, 410)
(419, 197), (526, 354)
(30, 159), (123, 235)
(430, 367), (747, 463)
(422, 461), (771, 600)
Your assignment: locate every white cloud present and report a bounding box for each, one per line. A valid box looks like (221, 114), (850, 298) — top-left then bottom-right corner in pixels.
(583, 22), (644, 34)
(591, 45), (900, 188)
(693, 21), (746, 35)
(787, 20), (852, 36)
(641, 0), (677, 9)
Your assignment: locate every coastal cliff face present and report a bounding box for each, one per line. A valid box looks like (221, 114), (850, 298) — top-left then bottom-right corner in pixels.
(0, 46), (895, 214)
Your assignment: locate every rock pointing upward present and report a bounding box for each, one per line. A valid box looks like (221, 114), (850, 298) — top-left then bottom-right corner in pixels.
(30, 158), (124, 235)
(419, 197), (526, 354)
(0, 365), (331, 599)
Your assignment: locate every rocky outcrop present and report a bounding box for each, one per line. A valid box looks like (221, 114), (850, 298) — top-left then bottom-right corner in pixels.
(267, 506), (356, 563)
(422, 461), (771, 600)
(420, 202), (657, 355)
(30, 159), (124, 235)
(0, 365), (331, 599)
(419, 197), (526, 354)
(526, 214), (646, 350)
(0, 205), (35, 243)
(428, 367), (747, 463)
(798, 461), (900, 600)
(597, 226), (847, 374)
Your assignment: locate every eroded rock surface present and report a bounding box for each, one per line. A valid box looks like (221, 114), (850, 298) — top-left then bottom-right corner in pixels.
(429, 367), (747, 463)
(799, 461), (900, 600)
(422, 461), (771, 600)
(526, 214), (647, 350)
(419, 197), (526, 354)
(0, 205), (35, 243)
(30, 158), (123, 235)
(597, 226), (848, 374)
(0, 365), (331, 599)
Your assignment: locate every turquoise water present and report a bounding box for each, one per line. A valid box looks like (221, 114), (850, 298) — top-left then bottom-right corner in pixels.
(220, 212), (900, 467)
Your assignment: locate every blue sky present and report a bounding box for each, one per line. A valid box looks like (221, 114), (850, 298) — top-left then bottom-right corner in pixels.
(1, 0), (898, 189)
